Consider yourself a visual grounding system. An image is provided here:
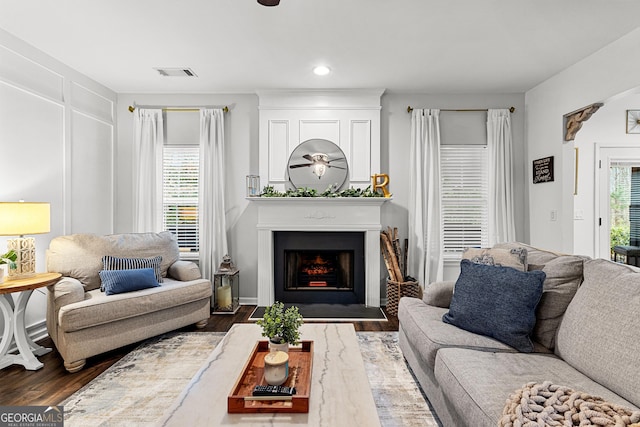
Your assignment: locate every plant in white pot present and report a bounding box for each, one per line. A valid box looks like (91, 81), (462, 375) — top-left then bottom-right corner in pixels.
(256, 301), (303, 353)
(0, 249), (17, 284)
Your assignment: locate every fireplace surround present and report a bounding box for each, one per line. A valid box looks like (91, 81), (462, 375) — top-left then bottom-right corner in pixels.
(250, 197), (389, 307)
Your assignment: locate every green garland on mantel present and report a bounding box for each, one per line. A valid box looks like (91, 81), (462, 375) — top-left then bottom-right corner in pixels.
(261, 185), (385, 198)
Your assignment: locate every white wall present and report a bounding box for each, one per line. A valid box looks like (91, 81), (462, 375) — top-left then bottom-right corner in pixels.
(115, 92), (526, 299)
(0, 29), (116, 343)
(525, 28), (640, 253)
(573, 91), (640, 257)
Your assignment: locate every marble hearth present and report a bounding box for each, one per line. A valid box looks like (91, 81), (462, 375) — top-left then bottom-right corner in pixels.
(249, 197), (389, 307)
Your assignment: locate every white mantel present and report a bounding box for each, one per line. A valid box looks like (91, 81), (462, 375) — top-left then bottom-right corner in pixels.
(249, 197), (390, 307)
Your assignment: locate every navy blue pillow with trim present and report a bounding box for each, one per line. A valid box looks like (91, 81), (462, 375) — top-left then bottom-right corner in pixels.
(442, 259), (546, 352)
(99, 268), (160, 296)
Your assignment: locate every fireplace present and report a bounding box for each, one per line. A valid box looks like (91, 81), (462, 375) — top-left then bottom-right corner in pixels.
(274, 231), (365, 304)
(250, 197), (389, 307)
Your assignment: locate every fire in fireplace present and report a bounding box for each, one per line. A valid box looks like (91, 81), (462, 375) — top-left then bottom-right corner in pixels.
(285, 250), (353, 289)
(274, 231), (364, 304)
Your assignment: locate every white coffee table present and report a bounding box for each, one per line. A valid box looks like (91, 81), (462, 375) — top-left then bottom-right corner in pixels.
(159, 323), (381, 426)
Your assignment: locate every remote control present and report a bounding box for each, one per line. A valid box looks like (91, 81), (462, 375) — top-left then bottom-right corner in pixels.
(252, 385), (297, 396)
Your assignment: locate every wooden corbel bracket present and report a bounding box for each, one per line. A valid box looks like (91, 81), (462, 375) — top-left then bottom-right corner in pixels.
(563, 103), (603, 142)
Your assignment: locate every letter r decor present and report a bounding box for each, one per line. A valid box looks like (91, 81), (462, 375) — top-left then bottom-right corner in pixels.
(371, 174), (392, 198)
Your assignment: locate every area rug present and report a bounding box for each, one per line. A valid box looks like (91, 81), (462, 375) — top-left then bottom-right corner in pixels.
(61, 332), (224, 426)
(62, 331), (440, 427)
(358, 332), (441, 427)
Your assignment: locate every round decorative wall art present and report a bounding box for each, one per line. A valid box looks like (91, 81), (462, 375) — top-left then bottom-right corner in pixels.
(287, 139), (349, 191)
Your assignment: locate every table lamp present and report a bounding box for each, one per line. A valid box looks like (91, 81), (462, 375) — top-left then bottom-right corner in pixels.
(0, 202), (51, 278)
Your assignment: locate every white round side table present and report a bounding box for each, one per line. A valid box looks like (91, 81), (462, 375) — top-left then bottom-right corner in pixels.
(0, 272), (61, 370)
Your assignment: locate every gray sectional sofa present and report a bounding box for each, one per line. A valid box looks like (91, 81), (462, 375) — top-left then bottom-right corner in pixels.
(398, 243), (640, 427)
(46, 232), (212, 372)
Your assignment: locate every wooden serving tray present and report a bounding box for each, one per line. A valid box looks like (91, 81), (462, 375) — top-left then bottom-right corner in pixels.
(228, 340), (313, 413)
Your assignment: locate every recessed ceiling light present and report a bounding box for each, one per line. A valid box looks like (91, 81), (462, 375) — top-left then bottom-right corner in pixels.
(313, 65), (331, 76)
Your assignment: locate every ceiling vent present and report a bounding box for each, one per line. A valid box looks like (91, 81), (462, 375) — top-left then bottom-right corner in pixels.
(154, 68), (198, 77)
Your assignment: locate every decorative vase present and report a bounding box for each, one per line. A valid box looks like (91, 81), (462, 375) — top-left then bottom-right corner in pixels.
(269, 339), (289, 353)
(0, 264), (6, 284)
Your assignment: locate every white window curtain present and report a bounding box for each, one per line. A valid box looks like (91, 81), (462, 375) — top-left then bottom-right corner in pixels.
(133, 108), (164, 232)
(408, 109), (444, 287)
(487, 109), (516, 245)
(199, 109), (228, 281)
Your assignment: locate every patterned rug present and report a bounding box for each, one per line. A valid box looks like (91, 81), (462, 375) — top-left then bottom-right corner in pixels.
(62, 331), (441, 427)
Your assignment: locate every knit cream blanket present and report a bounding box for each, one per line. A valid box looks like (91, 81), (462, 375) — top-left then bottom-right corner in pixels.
(499, 381), (640, 427)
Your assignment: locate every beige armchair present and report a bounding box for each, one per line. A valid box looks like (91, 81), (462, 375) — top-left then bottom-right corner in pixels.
(46, 232), (211, 372)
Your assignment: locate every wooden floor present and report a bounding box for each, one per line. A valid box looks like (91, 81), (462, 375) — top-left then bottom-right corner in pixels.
(0, 305), (398, 407)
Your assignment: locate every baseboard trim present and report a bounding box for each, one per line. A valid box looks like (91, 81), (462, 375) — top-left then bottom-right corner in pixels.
(239, 297), (258, 306)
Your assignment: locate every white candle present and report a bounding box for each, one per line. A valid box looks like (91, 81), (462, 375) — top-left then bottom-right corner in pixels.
(216, 283), (232, 309)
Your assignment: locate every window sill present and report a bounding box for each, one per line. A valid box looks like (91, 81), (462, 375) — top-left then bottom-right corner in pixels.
(179, 252), (199, 261)
(443, 254), (462, 265)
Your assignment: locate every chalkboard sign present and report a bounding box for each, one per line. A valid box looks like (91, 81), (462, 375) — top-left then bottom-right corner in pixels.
(533, 156), (554, 184)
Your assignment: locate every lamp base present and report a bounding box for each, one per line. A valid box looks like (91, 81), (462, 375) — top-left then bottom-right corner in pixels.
(7, 237), (37, 278)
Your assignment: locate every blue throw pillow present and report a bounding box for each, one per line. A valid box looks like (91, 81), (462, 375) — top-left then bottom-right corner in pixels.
(102, 255), (163, 291)
(442, 259), (546, 352)
(99, 268), (160, 296)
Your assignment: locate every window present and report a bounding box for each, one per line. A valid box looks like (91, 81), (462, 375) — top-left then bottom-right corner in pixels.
(163, 146), (199, 254)
(440, 145), (489, 258)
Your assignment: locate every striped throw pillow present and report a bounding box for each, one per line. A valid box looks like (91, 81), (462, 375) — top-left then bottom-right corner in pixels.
(102, 255), (163, 291)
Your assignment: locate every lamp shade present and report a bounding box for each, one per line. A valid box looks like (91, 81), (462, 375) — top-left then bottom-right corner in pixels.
(0, 202), (51, 236)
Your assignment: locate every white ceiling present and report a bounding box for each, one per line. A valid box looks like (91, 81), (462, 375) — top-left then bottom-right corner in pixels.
(1, 0), (639, 94)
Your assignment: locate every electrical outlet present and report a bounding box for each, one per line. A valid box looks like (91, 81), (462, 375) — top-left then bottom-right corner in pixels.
(574, 210), (584, 220)
(550, 210), (557, 221)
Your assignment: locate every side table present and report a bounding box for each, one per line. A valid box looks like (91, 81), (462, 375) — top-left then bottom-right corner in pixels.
(0, 272), (61, 370)
(612, 245), (640, 267)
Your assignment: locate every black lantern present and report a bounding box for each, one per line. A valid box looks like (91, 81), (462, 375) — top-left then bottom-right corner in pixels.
(213, 254), (240, 314)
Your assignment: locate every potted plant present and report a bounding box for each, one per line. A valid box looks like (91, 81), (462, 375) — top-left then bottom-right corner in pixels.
(256, 301), (303, 352)
(0, 249), (17, 284)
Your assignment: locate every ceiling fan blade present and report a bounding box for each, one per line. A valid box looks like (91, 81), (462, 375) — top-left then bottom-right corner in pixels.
(289, 163), (313, 169)
(302, 154), (314, 161)
(327, 157), (345, 163)
(326, 165), (346, 170)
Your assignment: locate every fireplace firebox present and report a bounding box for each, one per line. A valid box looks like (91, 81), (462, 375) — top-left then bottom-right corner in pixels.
(274, 231), (365, 304)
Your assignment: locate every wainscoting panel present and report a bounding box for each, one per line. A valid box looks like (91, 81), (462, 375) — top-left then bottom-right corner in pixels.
(299, 119), (340, 146)
(71, 81), (114, 123)
(350, 119), (372, 182)
(0, 30), (117, 349)
(268, 119), (290, 182)
(0, 44), (63, 102)
(70, 111), (114, 235)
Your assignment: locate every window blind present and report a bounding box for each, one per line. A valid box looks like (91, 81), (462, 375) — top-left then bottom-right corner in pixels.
(163, 146), (199, 253)
(440, 145), (489, 257)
